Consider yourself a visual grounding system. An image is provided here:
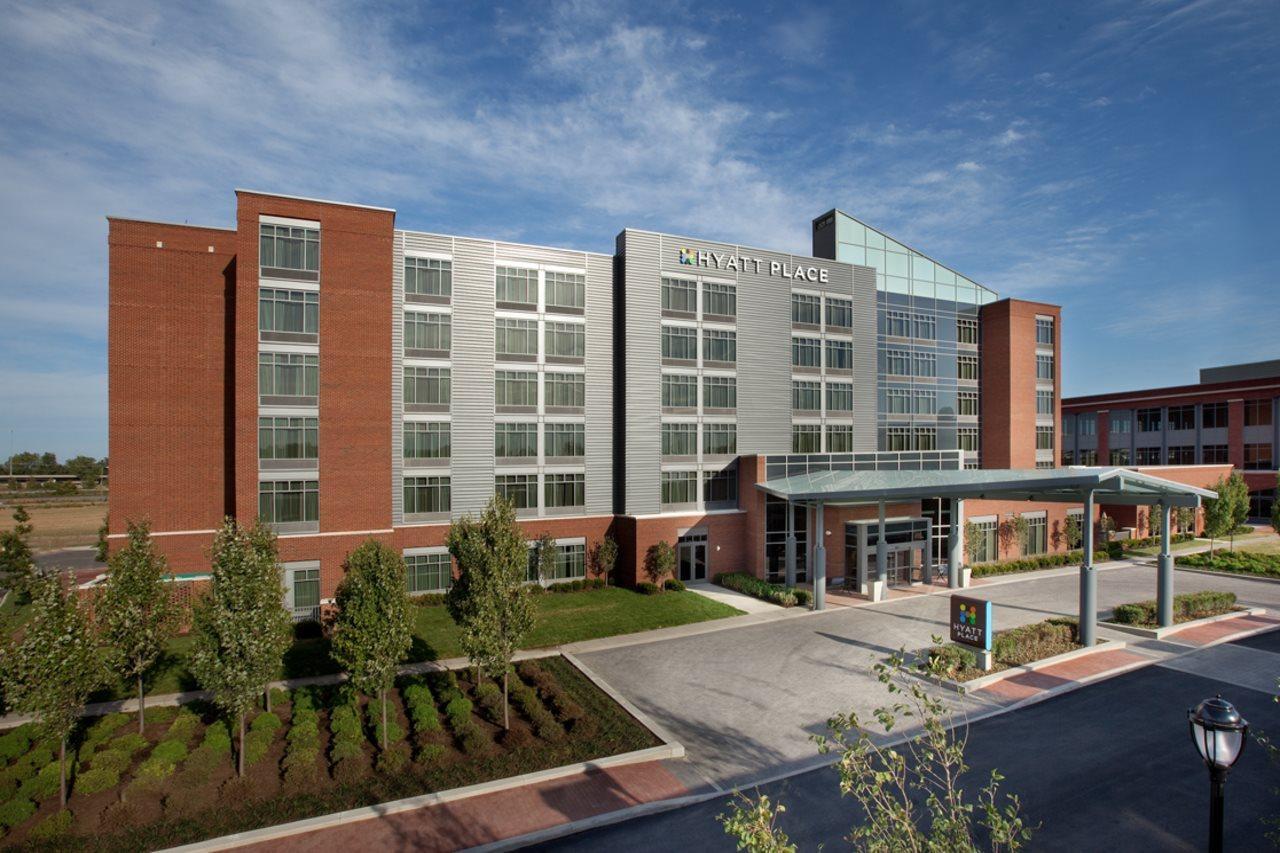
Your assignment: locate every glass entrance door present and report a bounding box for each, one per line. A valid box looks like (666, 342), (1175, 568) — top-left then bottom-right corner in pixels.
(678, 533), (708, 582)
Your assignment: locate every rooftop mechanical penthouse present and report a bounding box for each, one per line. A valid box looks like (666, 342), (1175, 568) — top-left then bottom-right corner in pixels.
(108, 190), (1067, 616)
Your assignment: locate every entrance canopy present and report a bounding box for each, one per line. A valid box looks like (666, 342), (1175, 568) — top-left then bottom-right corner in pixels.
(757, 465), (1216, 508)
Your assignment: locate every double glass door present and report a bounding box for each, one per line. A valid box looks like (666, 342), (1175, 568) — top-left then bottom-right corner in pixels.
(678, 532), (708, 582)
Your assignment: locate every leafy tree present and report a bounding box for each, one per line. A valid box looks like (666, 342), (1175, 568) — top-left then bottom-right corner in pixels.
(1098, 512), (1116, 540)
(331, 540), (413, 754)
(188, 519), (292, 776)
(0, 505), (36, 599)
(591, 534), (619, 584)
(445, 495), (534, 730)
(1224, 471), (1250, 549)
(999, 516), (1029, 557)
(1063, 513), (1082, 550)
(644, 540), (676, 589)
(1176, 506), (1196, 535)
(97, 521), (179, 734)
(65, 455), (102, 488)
(533, 531), (558, 587)
(0, 573), (104, 808)
(95, 514), (109, 563)
(718, 793), (796, 852)
(1202, 475), (1235, 561)
(1148, 506), (1163, 540)
(1272, 475), (1280, 537)
(963, 520), (984, 565)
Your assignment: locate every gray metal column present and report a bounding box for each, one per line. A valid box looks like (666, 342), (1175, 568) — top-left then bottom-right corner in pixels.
(923, 515), (934, 585)
(1158, 500), (1174, 627)
(784, 499), (796, 588)
(1080, 488), (1097, 647)
(875, 499), (888, 600)
(814, 501), (826, 611)
(948, 497), (963, 588)
(807, 503), (815, 585)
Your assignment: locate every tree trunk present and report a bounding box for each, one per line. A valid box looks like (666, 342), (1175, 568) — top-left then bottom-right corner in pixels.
(138, 674), (145, 734)
(238, 712), (246, 777)
(503, 670), (510, 730)
(59, 736), (67, 808)
(265, 686), (272, 714)
(381, 688), (388, 752)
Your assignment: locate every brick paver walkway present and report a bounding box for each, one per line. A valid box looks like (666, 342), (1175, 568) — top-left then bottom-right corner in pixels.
(1167, 612), (1280, 645)
(245, 761), (687, 852)
(977, 648), (1149, 702)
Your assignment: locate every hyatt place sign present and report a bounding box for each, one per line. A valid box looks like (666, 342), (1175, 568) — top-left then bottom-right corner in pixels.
(679, 247), (830, 283)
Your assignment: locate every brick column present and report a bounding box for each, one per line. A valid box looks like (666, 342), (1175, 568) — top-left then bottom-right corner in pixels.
(1096, 409), (1110, 465)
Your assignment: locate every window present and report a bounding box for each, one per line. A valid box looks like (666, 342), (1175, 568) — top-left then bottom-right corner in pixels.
(545, 322), (585, 359)
(662, 277), (697, 313)
(826, 424), (854, 452)
(662, 374), (698, 408)
(886, 310), (910, 337)
(792, 424), (821, 453)
(1036, 390), (1054, 417)
(1203, 444), (1229, 464)
(825, 298), (852, 329)
(1136, 447), (1162, 465)
(1036, 460), (1054, 470)
(886, 427), (911, 451)
(825, 339), (853, 370)
(703, 468), (738, 503)
(1078, 414), (1096, 437)
(406, 553), (451, 594)
(405, 312), (450, 352)
(1036, 354), (1054, 381)
(1245, 443), (1274, 470)
(403, 421), (449, 459)
(545, 423), (584, 458)
(1111, 413), (1131, 434)
(260, 223), (318, 272)
(1061, 449), (1075, 465)
(405, 367), (450, 406)
(957, 355), (979, 381)
(495, 423), (538, 458)
(545, 372), (585, 408)
(793, 337), (822, 368)
(546, 271), (585, 311)
(661, 470), (698, 504)
(495, 474), (536, 509)
(259, 352), (318, 398)
(792, 293), (820, 325)
(662, 325), (697, 360)
(1167, 446), (1195, 465)
(913, 313), (936, 340)
(496, 370), (537, 407)
(1109, 448), (1130, 465)
(959, 427), (979, 452)
(703, 422), (737, 455)
(959, 391), (979, 417)
(404, 476), (450, 514)
(259, 289), (318, 335)
(259, 417), (318, 460)
(1137, 408), (1162, 432)
(792, 381), (821, 411)
(546, 542), (586, 580)
(913, 352), (937, 378)
(661, 422), (697, 456)
(703, 329), (736, 363)
(913, 390), (936, 415)
(957, 318), (978, 345)
(496, 318), (538, 357)
(259, 480), (318, 524)
(827, 383), (854, 412)
(1078, 449), (1098, 466)
(887, 388), (911, 414)
(703, 282), (736, 317)
(544, 473), (585, 508)
(1036, 426), (1054, 450)
(914, 427), (936, 450)
(886, 349), (911, 376)
(972, 520), (998, 562)
(496, 267), (537, 305)
(405, 257), (451, 298)
(703, 376), (736, 409)
(1245, 399), (1274, 427)
(1167, 405), (1195, 431)
(287, 565), (320, 620)
(1024, 516), (1047, 556)
(1035, 317), (1054, 346)
(1202, 402), (1228, 429)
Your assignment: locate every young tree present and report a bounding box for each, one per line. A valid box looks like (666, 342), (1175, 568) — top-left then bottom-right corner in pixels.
(1202, 475), (1235, 561)
(1176, 506), (1196, 535)
(533, 531), (558, 587)
(445, 495), (533, 730)
(963, 520), (984, 565)
(1098, 512), (1116, 541)
(95, 514), (109, 563)
(591, 534), (619, 585)
(644, 540), (676, 588)
(1, 573), (104, 808)
(1225, 471), (1251, 550)
(331, 540), (412, 754)
(188, 519), (292, 776)
(1063, 513), (1082, 550)
(0, 505), (36, 599)
(1272, 475), (1280, 537)
(97, 521), (179, 734)
(1148, 506), (1163, 540)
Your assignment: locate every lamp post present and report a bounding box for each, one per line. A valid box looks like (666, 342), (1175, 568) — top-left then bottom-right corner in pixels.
(1187, 695), (1249, 853)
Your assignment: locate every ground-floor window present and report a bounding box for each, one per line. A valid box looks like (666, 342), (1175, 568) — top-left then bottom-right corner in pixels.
(1250, 489), (1276, 520)
(406, 552), (451, 593)
(971, 519), (998, 562)
(1024, 515), (1047, 556)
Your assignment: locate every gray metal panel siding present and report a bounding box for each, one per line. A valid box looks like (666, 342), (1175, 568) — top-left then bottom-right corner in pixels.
(851, 265), (878, 451)
(622, 231), (663, 515)
(584, 253), (614, 515)
(451, 237), (497, 515)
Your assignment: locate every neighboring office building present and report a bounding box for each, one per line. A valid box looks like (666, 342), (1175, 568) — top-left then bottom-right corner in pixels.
(1063, 360), (1280, 527)
(108, 191), (1067, 617)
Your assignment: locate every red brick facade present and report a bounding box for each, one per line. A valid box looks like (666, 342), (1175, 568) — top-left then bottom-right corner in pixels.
(978, 298), (1061, 469)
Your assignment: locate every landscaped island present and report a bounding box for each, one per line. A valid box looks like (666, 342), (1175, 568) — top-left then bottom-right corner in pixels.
(928, 617), (1083, 682)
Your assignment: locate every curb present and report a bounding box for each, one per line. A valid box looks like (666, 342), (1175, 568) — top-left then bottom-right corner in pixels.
(1101, 607), (1268, 640)
(919, 639), (1128, 694)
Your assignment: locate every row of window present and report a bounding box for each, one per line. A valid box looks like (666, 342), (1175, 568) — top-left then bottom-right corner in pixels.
(792, 381), (854, 412)
(885, 311), (937, 340)
(405, 540), (587, 594)
(662, 374), (737, 409)
(660, 469), (739, 505)
(1064, 444), (1272, 468)
(792, 293), (853, 329)
(662, 277), (738, 317)
(1074, 400), (1274, 436)
(793, 337), (853, 370)
(495, 318), (585, 359)
(792, 424), (858, 453)
(661, 422), (738, 456)
(662, 326), (736, 363)
(405, 368), (586, 409)
(967, 514), (1049, 562)
(261, 224), (319, 273)
(402, 421), (587, 460)
(404, 259), (587, 312)
(886, 388), (979, 416)
(260, 289), (319, 336)
(403, 472), (588, 514)
(885, 351), (979, 380)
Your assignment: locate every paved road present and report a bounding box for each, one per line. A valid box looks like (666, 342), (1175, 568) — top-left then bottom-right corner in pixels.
(33, 546), (105, 580)
(574, 561), (1280, 788)
(536, 629), (1280, 851)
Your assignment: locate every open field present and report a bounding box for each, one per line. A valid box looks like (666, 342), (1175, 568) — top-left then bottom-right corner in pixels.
(0, 504), (104, 551)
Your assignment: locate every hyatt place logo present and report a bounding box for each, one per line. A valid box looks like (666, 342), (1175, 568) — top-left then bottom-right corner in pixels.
(675, 247), (829, 282)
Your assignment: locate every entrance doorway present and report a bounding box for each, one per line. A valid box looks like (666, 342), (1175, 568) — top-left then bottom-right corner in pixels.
(844, 518), (931, 591)
(678, 532), (708, 582)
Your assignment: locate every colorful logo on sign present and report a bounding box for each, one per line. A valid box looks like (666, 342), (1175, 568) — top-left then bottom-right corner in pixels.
(679, 247), (697, 265)
(959, 604), (977, 625)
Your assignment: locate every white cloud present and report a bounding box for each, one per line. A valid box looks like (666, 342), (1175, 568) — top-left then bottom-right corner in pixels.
(956, 161), (983, 172)
(1084, 96), (1112, 108)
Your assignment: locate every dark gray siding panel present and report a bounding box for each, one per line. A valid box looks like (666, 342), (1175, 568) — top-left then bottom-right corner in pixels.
(583, 253), (614, 516)
(852, 264), (878, 451)
(451, 237), (497, 515)
(622, 231), (663, 515)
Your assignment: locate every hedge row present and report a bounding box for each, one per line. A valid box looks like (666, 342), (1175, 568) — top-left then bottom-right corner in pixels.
(713, 572), (801, 607)
(1117, 532), (1196, 549)
(971, 550), (1111, 578)
(282, 689), (321, 787)
(517, 660), (594, 738)
(411, 577), (609, 606)
(1179, 550), (1280, 577)
(1112, 591), (1237, 626)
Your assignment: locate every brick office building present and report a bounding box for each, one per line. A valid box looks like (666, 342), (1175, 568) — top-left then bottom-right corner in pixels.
(109, 191), (1073, 616)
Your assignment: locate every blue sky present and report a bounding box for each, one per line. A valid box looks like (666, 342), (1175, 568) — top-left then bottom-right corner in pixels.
(1, 0), (1277, 459)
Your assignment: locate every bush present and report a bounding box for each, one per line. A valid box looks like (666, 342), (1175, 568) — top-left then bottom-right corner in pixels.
(251, 711), (282, 733)
(166, 708), (202, 746)
(411, 592), (448, 607)
(635, 581), (661, 595)
(415, 743), (445, 763)
(500, 727), (533, 749)
(793, 589), (812, 607)
(0, 728), (32, 764)
(0, 797), (35, 830)
(109, 733), (149, 756)
(376, 742), (410, 772)
(991, 619), (1077, 665)
(663, 578), (686, 592)
(137, 738), (188, 779)
(1179, 550), (1280, 577)
(29, 808), (72, 839)
(1118, 533), (1195, 550)
(18, 763), (60, 802)
(198, 720), (232, 755)
(269, 687), (292, 708)
(243, 727), (276, 767)
(402, 683), (441, 734)
(713, 572), (797, 607)
(74, 764), (121, 795)
(83, 713), (129, 746)
(444, 696), (473, 731)
(459, 726), (489, 755)
(373, 718), (405, 746)
(329, 705), (362, 740)
(928, 644), (977, 677)
(516, 661), (585, 727)
(474, 681), (504, 725)
(510, 681), (563, 742)
(142, 705), (178, 725)
(1111, 591), (1238, 626)
(89, 748), (132, 776)
(970, 550), (1111, 578)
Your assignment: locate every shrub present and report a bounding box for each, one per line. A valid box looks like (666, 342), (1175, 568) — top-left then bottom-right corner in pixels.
(14, 744), (54, 774)
(1111, 591), (1237, 626)
(517, 661), (585, 726)
(89, 748), (132, 776)
(510, 681), (562, 742)
(18, 763), (60, 802)
(0, 728), (32, 764)
(332, 756), (366, 785)
(635, 581), (661, 595)
(459, 726), (489, 755)
(166, 708), (202, 746)
(412, 592), (448, 607)
(109, 733), (149, 756)
(928, 644), (977, 677)
(713, 572), (797, 607)
(1179, 550), (1280, 577)
(83, 712), (130, 746)
(373, 718), (405, 746)
(444, 696), (473, 731)
(198, 720), (232, 755)
(376, 741), (410, 772)
(243, 726), (276, 767)
(403, 683), (441, 734)
(793, 589), (812, 607)
(970, 550), (1111, 578)
(142, 705), (178, 725)
(991, 619), (1077, 665)
(329, 705), (362, 740)
(269, 687), (291, 708)
(0, 797), (35, 830)
(74, 764), (121, 795)
(251, 711), (282, 733)
(137, 738), (188, 779)
(500, 726), (533, 749)
(29, 808), (72, 839)
(415, 743), (445, 763)
(663, 578), (686, 592)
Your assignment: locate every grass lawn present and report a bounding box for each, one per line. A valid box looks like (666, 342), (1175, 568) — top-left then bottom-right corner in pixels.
(1125, 537), (1207, 557)
(0, 503), (105, 551)
(4, 587), (742, 703)
(1240, 537), (1280, 556)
